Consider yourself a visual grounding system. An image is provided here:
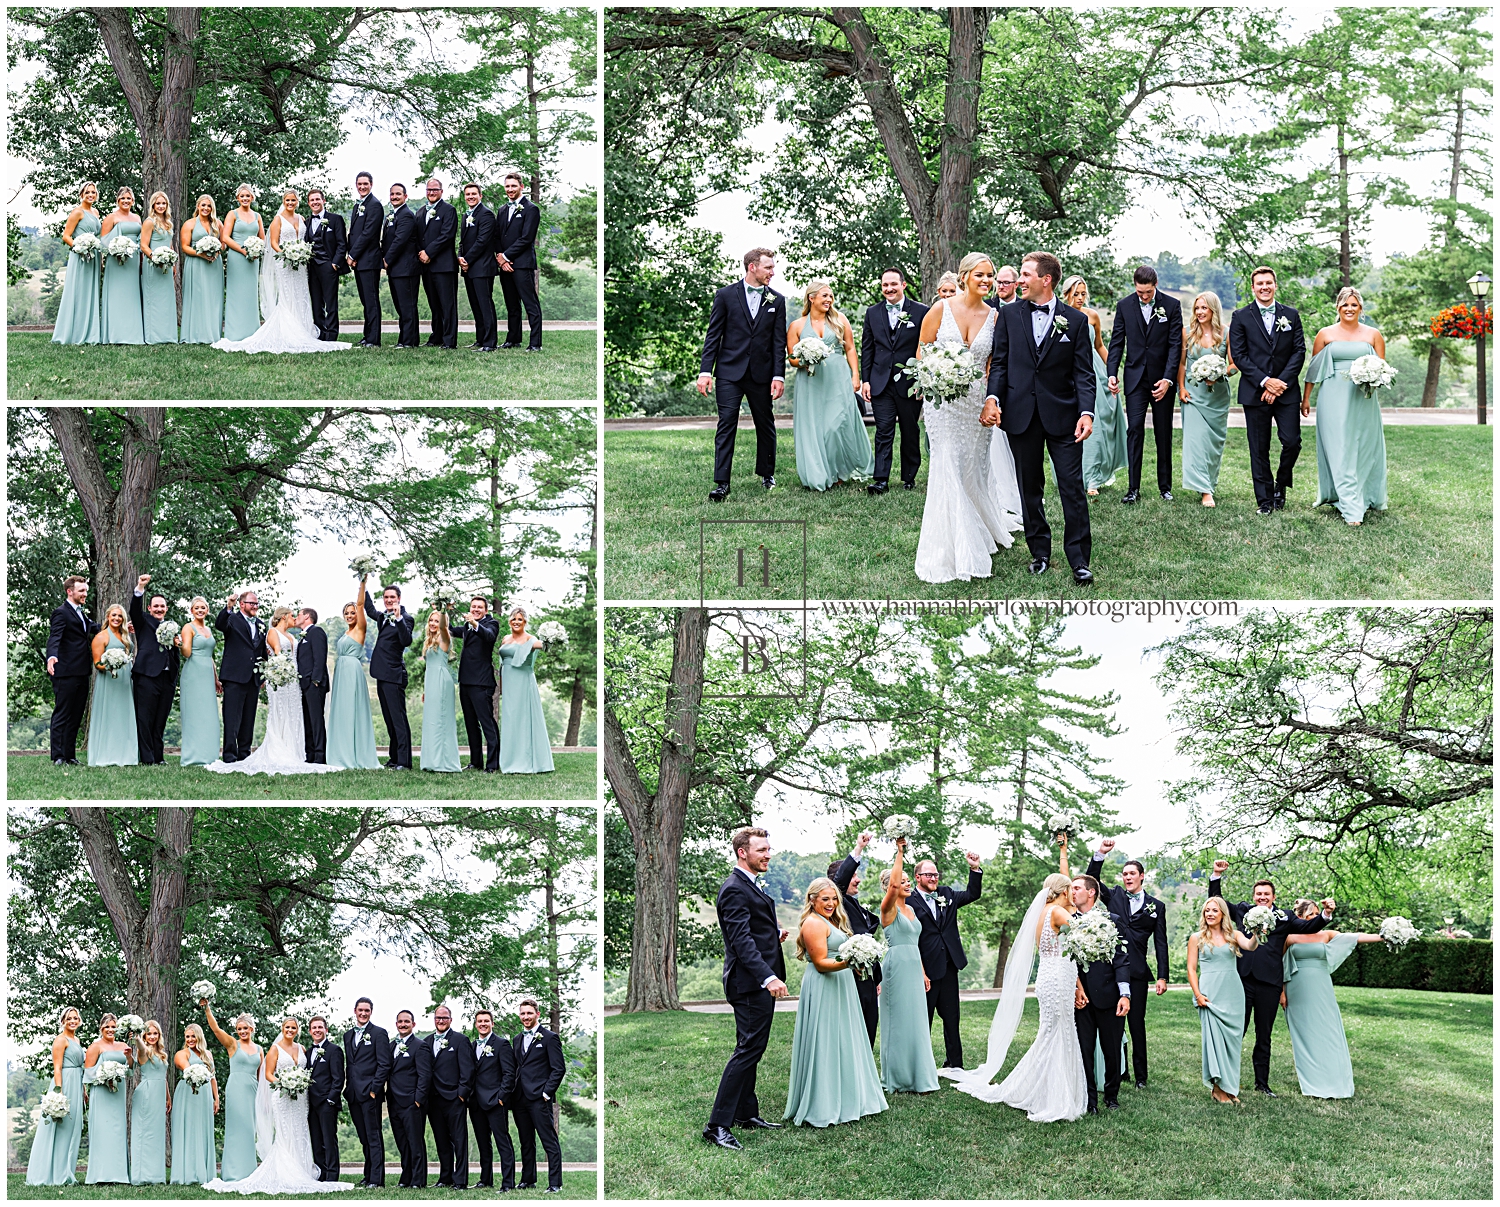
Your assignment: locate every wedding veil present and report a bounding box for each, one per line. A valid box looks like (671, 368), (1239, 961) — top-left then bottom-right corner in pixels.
(254, 1058), (276, 1161)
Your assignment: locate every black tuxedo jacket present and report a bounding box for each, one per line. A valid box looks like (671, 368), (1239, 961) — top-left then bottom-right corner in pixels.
(860, 298), (929, 397)
(717, 868), (788, 996)
(420, 199), (459, 273)
(1208, 876), (1328, 987)
(471, 1031), (517, 1109)
(451, 616), (500, 688)
(383, 205), (420, 278)
(47, 601), (99, 677)
(460, 204), (499, 278)
(1105, 292), (1183, 395)
(1227, 302), (1306, 408)
(363, 596), (415, 684)
(511, 1027), (565, 1102)
(214, 607), (269, 684)
(1085, 857), (1169, 982)
(386, 1030), (432, 1107)
(306, 1036), (345, 1106)
(427, 1028), (476, 1101)
(829, 855), (882, 987)
(987, 299), (1098, 439)
(343, 1023), (393, 1102)
(910, 870), (983, 981)
(304, 210), (348, 271)
(497, 198), (541, 270)
(128, 593), (180, 681)
(700, 282), (788, 384)
(347, 195), (384, 267)
(1073, 906), (1132, 1007)
(297, 623), (329, 691)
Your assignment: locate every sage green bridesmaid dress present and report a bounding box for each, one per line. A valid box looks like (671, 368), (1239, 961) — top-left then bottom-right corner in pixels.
(179, 219), (224, 344)
(53, 211), (102, 345)
(141, 223), (179, 344)
(327, 631), (379, 769)
(25, 1036), (84, 1185)
(87, 632), (139, 766)
(1196, 939), (1245, 1098)
(178, 624), (220, 766)
(222, 213), (263, 341)
(1181, 339), (1232, 494)
(1282, 934), (1359, 1098)
(169, 1052), (217, 1183)
(129, 1052), (168, 1184)
(218, 1044), (260, 1181)
(84, 1049), (130, 1183)
(1309, 340), (1388, 523)
(784, 920), (888, 1126)
(422, 646), (462, 772)
(792, 322), (874, 490)
(1083, 349), (1128, 491)
(99, 217), (145, 344)
(499, 640), (555, 773)
(878, 908), (939, 1092)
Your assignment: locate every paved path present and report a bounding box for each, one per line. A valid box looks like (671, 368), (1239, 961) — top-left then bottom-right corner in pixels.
(14, 321), (596, 334)
(606, 984), (1196, 1016)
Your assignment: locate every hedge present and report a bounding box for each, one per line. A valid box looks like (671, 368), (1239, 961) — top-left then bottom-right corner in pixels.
(1331, 937), (1492, 994)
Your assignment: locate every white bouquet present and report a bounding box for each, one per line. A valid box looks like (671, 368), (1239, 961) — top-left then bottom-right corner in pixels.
(183, 1061), (212, 1094)
(274, 1063), (312, 1100)
(149, 245), (178, 271)
(1347, 354), (1396, 397)
(1379, 916), (1421, 950)
(1189, 353), (1229, 385)
(1045, 811), (1080, 840)
(193, 234), (223, 260)
(39, 1088), (71, 1123)
(100, 647), (130, 678)
(900, 341), (982, 408)
(790, 337), (835, 376)
(115, 1014), (146, 1041)
(106, 235), (137, 263)
(154, 619), (181, 649)
(881, 813), (919, 842)
(71, 232), (103, 261)
(277, 240), (314, 270)
(241, 235), (266, 260)
(536, 620), (568, 650)
(840, 932), (888, 980)
(258, 652), (299, 690)
(349, 553), (380, 577)
(1059, 909), (1125, 967)
(191, 979), (216, 1002)
(431, 581), (466, 610)
(92, 1060), (128, 1093)
(1241, 904), (1278, 941)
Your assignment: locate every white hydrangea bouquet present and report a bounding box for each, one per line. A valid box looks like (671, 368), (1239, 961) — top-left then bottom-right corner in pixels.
(115, 1013), (146, 1041)
(39, 1087), (72, 1122)
(100, 647), (130, 678)
(349, 553), (380, 577)
(1347, 354), (1397, 397)
(258, 652), (299, 690)
(536, 620), (568, 650)
(1379, 916), (1421, 950)
(1241, 904), (1278, 941)
(149, 245), (178, 271)
(431, 581), (466, 610)
(106, 235), (138, 264)
(840, 933), (888, 980)
(154, 619), (181, 649)
(191, 979), (216, 1002)
(1189, 353), (1229, 385)
(790, 336), (835, 376)
(1059, 909), (1124, 966)
(881, 813), (919, 842)
(241, 235), (266, 261)
(72, 232), (103, 261)
(183, 1061), (212, 1094)
(194, 234), (223, 260)
(277, 240), (314, 270)
(1045, 810), (1080, 840)
(900, 341), (982, 408)
(274, 1063), (312, 1100)
(92, 1060), (128, 1093)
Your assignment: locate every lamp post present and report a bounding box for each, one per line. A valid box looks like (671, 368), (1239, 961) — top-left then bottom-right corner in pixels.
(1467, 271), (1490, 425)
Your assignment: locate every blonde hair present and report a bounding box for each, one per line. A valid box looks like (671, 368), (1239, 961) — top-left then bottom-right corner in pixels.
(189, 596), (209, 615)
(1043, 872), (1073, 903)
(194, 194), (218, 224)
(146, 190), (173, 229)
(1187, 291), (1226, 346)
(794, 876), (852, 960)
(136, 1019), (168, 1064)
(423, 610), (451, 655)
(79, 181), (99, 201)
(1198, 896), (1241, 956)
(879, 866), (910, 892)
(99, 1013), (118, 1032)
(1059, 275), (1088, 307)
(270, 605), (294, 626)
(59, 1006), (83, 1030)
(1293, 898), (1320, 920)
(183, 1022), (207, 1052)
(956, 252), (994, 292)
(115, 186), (135, 204)
(235, 183), (257, 201)
(1335, 286), (1363, 312)
(799, 280), (851, 347)
(934, 271), (960, 300)
(103, 604), (134, 655)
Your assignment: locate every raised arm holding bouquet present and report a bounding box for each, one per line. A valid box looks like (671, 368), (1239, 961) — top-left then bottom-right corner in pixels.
(876, 836), (938, 1093)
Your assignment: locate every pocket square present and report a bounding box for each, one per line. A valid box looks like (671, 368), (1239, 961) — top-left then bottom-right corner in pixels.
(1059, 334), (1071, 342)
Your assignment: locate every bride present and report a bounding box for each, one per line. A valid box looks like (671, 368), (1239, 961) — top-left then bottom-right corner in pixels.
(205, 1017), (349, 1195)
(914, 252), (1024, 582)
(213, 188), (350, 355)
(206, 607), (336, 776)
(939, 834), (1086, 1122)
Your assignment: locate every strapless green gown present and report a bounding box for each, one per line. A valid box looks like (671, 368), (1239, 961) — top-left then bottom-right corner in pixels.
(878, 908), (939, 1092)
(130, 1053), (168, 1184)
(1197, 940), (1245, 1097)
(87, 632), (138, 766)
(170, 1052), (217, 1183)
(25, 1037), (84, 1185)
(792, 324), (874, 490)
(177, 624), (220, 765)
(327, 631), (379, 769)
(1182, 339), (1232, 493)
(53, 211), (102, 345)
(1083, 350), (1128, 491)
(100, 218), (144, 344)
(180, 219), (224, 344)
(219, 1045), (260, 1180)
(223, 214), (263, 340)
(141, 224), (179, 344)
(1309, 340), (1388, 523)
(84, 1049), (129, 1183)
(422, 646), (462, 772)
(1282, 934), (1359, 1098)
(499, 640), (554, 773)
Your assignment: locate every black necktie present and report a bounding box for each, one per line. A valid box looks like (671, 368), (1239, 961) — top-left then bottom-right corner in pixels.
(1028, 301), (1049, 313)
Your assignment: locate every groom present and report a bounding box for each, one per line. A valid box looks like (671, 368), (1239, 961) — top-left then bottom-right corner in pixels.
(46, 575), (98, 764)
(129, 575), (179, 765)
(364, 584), (415, 769)
(215, 589), (268, 762)
(1070, 873), (1131, 1114)
(912, 851), (983, 1070)
(982, 251), (1097, 585)
(1106, 265), (1182, 503)
(306, 1015), (345, 1182)
(346, 171), (385, 347)
(1227, 266), (1307, 514)
(295, 608), (329, 764)
(343, 997), (392, 1188)
(304, 190), (348, 341)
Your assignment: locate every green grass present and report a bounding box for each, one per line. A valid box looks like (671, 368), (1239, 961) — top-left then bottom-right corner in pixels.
(602, 425), (1493, 600)
(604, 989), (1493, 1199)
(6, 1172), (598, 1199)
(6, 752), (597, 800)
(7, 332), (597, 401)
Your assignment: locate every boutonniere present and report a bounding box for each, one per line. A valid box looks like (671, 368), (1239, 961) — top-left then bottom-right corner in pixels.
(465, 214), (474, 228)
(433, 1036), (449, 1054)
(310, 1048), (324, 1064)
(360, 1033), (373, 1047)
(394, 1040), (409, 1059)
(896, 312), (915, 329)
(934, 894), (951, 910)
(1153, 306), (1168, 323)
(1272, 907), (1288, 923)
(1052, 315), (1068, 335)
(1275, 315), (1292, 332)
(1142, 902), (1158, 918)
(477, 1042), (492, 1059)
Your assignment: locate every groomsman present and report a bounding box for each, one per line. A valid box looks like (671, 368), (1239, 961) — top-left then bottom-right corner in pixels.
(459, 183), (500, 351)
(1228, 266), (1307, 514)
(346, 171), (385, 346)
(304, 190), (347, 341)
(214, 589), (268, 763)
(860, 268), (929, 494)
(1069, 872), (1132, 1114)
(364, 585), (415, 769)
(698, 248), (788, 501)
(306, 1015), (345, 1182)
(46, 575), (97, 764)
(496, 172), (543, 350)
(343, 997), (392, 1188)
(986, 264), (1020, 309)
(1106, 265), (1183, 503)
(452, 596), (501, 771)
(512, 1000), (565, 1192)
(383, 183), (421, 348)
(705, 827), (788, 1150)
(295, 608), (328, 764)
(428, 1005), (476, 1190)
(129, 575), (179, 765)
(469, 1008), (519, 1190)
(829, 832), (882, 1047)
(386, 1009), (432, 1189)
(419, 177), (460, 349)
(910, 851), (983, 1070)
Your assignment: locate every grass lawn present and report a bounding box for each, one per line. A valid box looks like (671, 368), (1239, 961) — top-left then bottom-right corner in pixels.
(602, 425), (1492, 600)
(7, 332), (597, 401)
(6, 752), (597, 800)
(6, 1172), (598, 1199)
(603, 989), (1493, 1199)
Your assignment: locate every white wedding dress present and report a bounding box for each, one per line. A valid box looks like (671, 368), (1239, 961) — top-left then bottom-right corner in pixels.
(914, 300), (1025, 582)
(213, 213), (349, 355)
(205, 632), (336, 776)
(204, 1041), (349, 1195)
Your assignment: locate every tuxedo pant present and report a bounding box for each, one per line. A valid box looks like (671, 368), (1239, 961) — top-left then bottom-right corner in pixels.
(708, 985), (775, 1129)
(354, 268), (383, 344)
(1242, 397), (1302, 507)
(301, 682), (328, 763)
(389, 1097), (427, 1187)
(470, 1099), (516, 1189)
(1075, 1001), (1126, 1105)
(49, 673), (89, 761)
(501, 267), (542, 348)
(1242, 976), (1283, 1090)
(1126, 975), (1151, 1084)
(131, 670), (173, 764)
(515, 1097), (562, 1190)
(308, 262), (341, 340)
(466, 272), (499, 349)
(220, 679), (259, 762)
(1124, 385), (1175, 493)
(460, 683), (500, 771)
(423, 267), (458, 347)
(856, 973), (879, 1048)
(307, 1098), (340, 1181)
(712, 375), (777, 484)
(345, 1092), (386, 1186)
(871, 384), (922, 484)
(925, 966), (964, 1069)
(1009, 414), (1092, 570)
(429, 1093), (469, 1188)
(389, 274), (421, 347)
(376, 677), (413, 768)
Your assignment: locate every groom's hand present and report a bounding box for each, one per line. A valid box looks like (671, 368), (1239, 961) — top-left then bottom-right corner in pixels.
(1151, 378), (1171, 401)
(1073, 414), (1093, 443)
(1155, 978), (1167, 996)
(853, 831), (872, 857)
(860, 382), (871, 402)
(979, 397), (1000, 427)
(696, 373), (712, 396)
(1074, 986), (1088, 1010)
(766, 977), (789, 999)
(1114, 996), (1130, 1017)
(1107, 375), (1119, 394)
(770, 379), (785, 401)
(964, 851), (982, 871)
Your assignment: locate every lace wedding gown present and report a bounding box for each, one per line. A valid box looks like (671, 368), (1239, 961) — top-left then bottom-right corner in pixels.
(213, 213), (350, 355)
(914, 301), (1025, 582)
(206, 633), (336, 776)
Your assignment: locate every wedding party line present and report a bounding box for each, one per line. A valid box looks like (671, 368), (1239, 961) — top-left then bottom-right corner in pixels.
(702, 824), (1420, 1149)
(44, 570), (565, 777)
(24, 993), (568, 1194)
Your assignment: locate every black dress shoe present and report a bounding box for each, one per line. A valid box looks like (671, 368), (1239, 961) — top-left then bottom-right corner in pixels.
(53, 758), (66, 765)
(1121, 490), (1141, 504)
(475, 1182), (493, 1189)
(66, 758), (81, 765)
(1072, 566), (1094, 586)
(702, 1125), (743, 1150)
(501, 342), (522, 349)
(1136, 1080), (1148, 1090)
(708, 483), (731, 503)
(1105, 1099), (1120, 1110)
(544, 1188), (561, 1194)
(1028, 557), (1049, 576)
(1256, 503), (1273, 515)
(1087, 1104), (1099, 1115)
(761, 475), (776, 491)
(518, 1183), (537, 1190)
(1256, 1086), (1278, 1097)
(467, 341), (481, 348)
(866, 479), (889, 496)
(903, 480), (916, 491)
(735, 1116), (782, 1129)
(1160, 490), (1174, 502)
(525, 346), (543, 353)
(1273, 491), (1286, 510)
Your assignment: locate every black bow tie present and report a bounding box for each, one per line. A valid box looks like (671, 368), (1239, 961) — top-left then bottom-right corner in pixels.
(1028, 302), (1050, 313)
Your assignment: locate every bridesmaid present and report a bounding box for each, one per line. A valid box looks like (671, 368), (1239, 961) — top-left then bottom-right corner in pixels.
(783, 877), (888, 1127)
(1302, 286), (1389, 526)
(129, 1019), (170, 1185)
(139, 191), (179, 344)
(83, 1014), (131, 1184)
(498, 607), (555, 774)
(87, 603), (138, 765)
(421, 611), (461, 772)
(787, 282), (874, 491)
(1187, 896), (1259, 1103)
(220, 184), (265, 341)
(24, 1006), (86, 1185)
(1178, 291), (1236, 507)
(933, 271), (959, 302)
(98, 186), (145, 345)
(52, 182), (103, 345)
(1063, 277), (1128, 495)
(327, 575), (379, 769)
(1280, 904), (1386, 1099)
(170, 1023), (218, 1184)
(178, 596), (221, 766)
(877, 837), (938, 1093)
(179, 194), (224, 343)
(202, 1001), (260, 1180)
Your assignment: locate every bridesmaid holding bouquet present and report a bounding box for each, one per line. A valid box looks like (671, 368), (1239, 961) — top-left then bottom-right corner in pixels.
(52, 183), (103, 345)
(129, 1020), (170, 1185)
(1179, 292), (1236, 507)
(24, 1007), (86, 1186)
(327, 575), (379, 769)
(497, 607), (554, 774)
(877, 837), (939, 1093)
(170, 1025), (219, 1184)
(83, 1015), (132, 1184)
(202, 1000), (261, 1181)
(421, 611), (461, 772)
(220, 184), (265, 341)
(178, 597), (221, 766)
(87, 604), (138, 766)
(179, 195), (224, 344)
(139, 191), (179, 344)
(99, 186), (145, 345)
(787, 282), (874, 491)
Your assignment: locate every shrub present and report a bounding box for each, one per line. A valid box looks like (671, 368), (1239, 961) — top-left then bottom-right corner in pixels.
(1331, 937), (1491, 994)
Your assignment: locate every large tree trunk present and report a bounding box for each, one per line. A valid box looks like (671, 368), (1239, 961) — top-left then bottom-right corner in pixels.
(1336, 120), (1352, 287)
(1425, 88), (1469, 407)
(564, 485), (598, 747)
(565, 673), (585, 746)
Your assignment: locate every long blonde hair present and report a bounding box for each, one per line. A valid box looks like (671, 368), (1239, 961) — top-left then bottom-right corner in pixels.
(423, 610), (451, 655)
(136, 1019), (168, 1064)
(182, 1023), (208, 1054)
(1059, 275), (1088, 308)
(956, 252), (994, 293)
(1198, 895), (1241, 956)
(794, 876), (851, 960)
(194, 194), (218, 226)
(1187, 291), (1226, 347)
(145, 190), (173, 231)
(799, 280), (850, 347)
(103, 604), (133, 655)
(933, 271), (960, 301)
